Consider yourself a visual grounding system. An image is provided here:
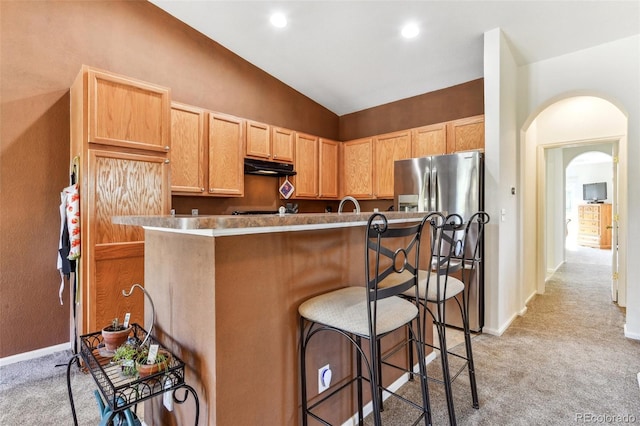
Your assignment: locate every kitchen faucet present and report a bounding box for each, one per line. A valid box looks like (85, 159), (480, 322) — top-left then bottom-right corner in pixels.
(338, 196), (361, 214)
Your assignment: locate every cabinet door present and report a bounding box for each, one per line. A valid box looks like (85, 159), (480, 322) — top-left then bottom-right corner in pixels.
(319, 138), (339, 199)
(87, 68), (170, 153)
(208, 112), (244, 196)
(374, 130), (412, 199)
(342, 138), (374, 199)
(87, 149), (169, 331)
(293, 132), (318, 198)
(171, 102), (206, 194)
(271, 127), (295, 163)
(246, 120), (271, 160)
(412, 123), (447, 157)
(446, 115), (485, 153)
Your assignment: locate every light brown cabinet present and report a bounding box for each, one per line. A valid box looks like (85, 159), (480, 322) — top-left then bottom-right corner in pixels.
(171, 102), (206, 193)
(446, 115), (485, 153)
(342, 137), (374, 198)
(374, 130), (412, 198)
(291, 132), (319, 198)
(412, 123), (447, 157)
(271, 126), (295, 163)
(246, 121), (294, 163)
(170, 106), (245, 197)
(577, 203), (612, 249)
(82, 67), (170, 152)
(208, 112), (245, 196)
(289, 135), (339, 199)
(319, 138), (339, 199)
(71, 65), (171, 335)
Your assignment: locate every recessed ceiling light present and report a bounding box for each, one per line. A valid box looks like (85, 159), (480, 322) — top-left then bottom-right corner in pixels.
(270, 12), (287, 28)
(401, 23), (419, 39)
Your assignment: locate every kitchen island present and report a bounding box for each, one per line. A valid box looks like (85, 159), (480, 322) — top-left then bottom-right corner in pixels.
(113, 211), (433, 425)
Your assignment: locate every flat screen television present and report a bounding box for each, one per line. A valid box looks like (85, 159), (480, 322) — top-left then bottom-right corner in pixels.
(583, 182), (607, 203)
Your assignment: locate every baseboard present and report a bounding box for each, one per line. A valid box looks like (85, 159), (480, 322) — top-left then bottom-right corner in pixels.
(623, 324), (640, 341)
(340, 352), (437, 426)
(0, 342), (71, 367)
(525, 290), (537, 306)
(483, 310), (521, 336)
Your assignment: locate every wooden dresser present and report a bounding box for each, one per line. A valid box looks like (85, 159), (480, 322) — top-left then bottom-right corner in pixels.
(577, 203), (612, 249)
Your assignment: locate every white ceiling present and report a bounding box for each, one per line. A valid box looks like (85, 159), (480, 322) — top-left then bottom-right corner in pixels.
(149, 1), (640, 116)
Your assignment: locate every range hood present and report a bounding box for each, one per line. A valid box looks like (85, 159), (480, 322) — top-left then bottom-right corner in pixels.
(244, 158), (296, 177)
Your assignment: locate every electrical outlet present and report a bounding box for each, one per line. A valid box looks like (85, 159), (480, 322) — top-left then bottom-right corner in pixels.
(318, 364), (332, 393)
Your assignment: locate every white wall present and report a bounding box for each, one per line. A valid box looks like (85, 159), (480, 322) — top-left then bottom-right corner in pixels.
(483, 28), (520, 335)
(517, 35), (639, 339)
(545, 147), (565, 274)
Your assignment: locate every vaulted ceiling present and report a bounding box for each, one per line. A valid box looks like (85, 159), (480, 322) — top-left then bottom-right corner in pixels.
(149, 1), (640, 115)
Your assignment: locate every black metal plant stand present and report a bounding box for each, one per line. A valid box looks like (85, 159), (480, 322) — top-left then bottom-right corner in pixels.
(67, 323), (199, 426)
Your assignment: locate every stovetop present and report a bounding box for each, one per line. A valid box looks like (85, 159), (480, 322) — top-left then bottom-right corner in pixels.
(231, 210), (279, 215)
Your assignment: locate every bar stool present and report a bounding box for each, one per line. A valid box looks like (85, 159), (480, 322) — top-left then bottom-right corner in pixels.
(412, 212), (489, 425)
(298, 212), (436, 426)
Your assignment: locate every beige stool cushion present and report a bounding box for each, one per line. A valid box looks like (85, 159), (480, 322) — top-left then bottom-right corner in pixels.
(417, 270), (464, 302)
(379, 269), (464, 302)
(299, 286), (419, 337)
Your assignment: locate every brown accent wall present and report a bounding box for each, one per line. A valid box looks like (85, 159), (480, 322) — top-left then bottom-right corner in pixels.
(0, 0), (337, 358)
(339, 78), (484, 140)
(0, 1), (483, 358)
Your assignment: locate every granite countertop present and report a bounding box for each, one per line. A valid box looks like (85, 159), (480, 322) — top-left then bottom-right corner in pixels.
(112, 211), (432, 237)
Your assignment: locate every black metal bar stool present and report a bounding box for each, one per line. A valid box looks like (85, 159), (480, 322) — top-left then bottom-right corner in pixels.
(299, 212), (435, 426)
(408, 212), (489, 425)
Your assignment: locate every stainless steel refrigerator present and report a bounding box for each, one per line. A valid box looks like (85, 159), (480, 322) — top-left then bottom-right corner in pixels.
(394, 151), (484, 331)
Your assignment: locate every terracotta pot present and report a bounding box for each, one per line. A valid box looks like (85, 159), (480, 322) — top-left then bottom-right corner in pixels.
(101, 325), (132, 351)
(136, 351), (171, 378)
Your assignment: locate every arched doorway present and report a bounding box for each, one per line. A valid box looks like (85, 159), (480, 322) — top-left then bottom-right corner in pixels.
(520, 95), (627, 312)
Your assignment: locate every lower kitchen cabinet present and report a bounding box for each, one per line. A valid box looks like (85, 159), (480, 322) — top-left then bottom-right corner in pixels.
(85, 149), (170, 332)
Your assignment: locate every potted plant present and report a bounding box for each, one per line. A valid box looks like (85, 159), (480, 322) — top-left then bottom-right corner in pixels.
(101, 318), (132, 352)
(111, 342), (139, 377)
(135, 346), (171, 378)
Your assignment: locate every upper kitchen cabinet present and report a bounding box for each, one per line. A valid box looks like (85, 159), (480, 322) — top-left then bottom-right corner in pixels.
(81, 66), (171, 153)
(271, 126), (295, 163)
(291, 132), (319, 198)
(288, 134), (339, 200)
(342, 137), (374, 199)
(246, 121), (294, 163)
(208, 112), (245, 197)
(171, 102), (207, 194)
(170, 106), (244, 197)
(412, 122), (447, 157)
(318, 138), (339, 199)
(70, 66), (171, 335)
(374, 130), (412, 199)
(446, 115), (485, 153)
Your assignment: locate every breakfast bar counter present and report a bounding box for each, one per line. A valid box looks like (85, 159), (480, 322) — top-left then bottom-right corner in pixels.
(113, 212), (432, 425)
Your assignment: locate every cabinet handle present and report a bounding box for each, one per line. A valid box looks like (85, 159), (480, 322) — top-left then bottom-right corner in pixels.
(209, 188), (214, 192)
(165, 146), (170, 151)
(164, 159), (170, 164)
(273, 154), (277, 159)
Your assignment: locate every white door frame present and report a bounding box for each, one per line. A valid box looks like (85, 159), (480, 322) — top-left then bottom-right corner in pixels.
(536, 138), (621, 298)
